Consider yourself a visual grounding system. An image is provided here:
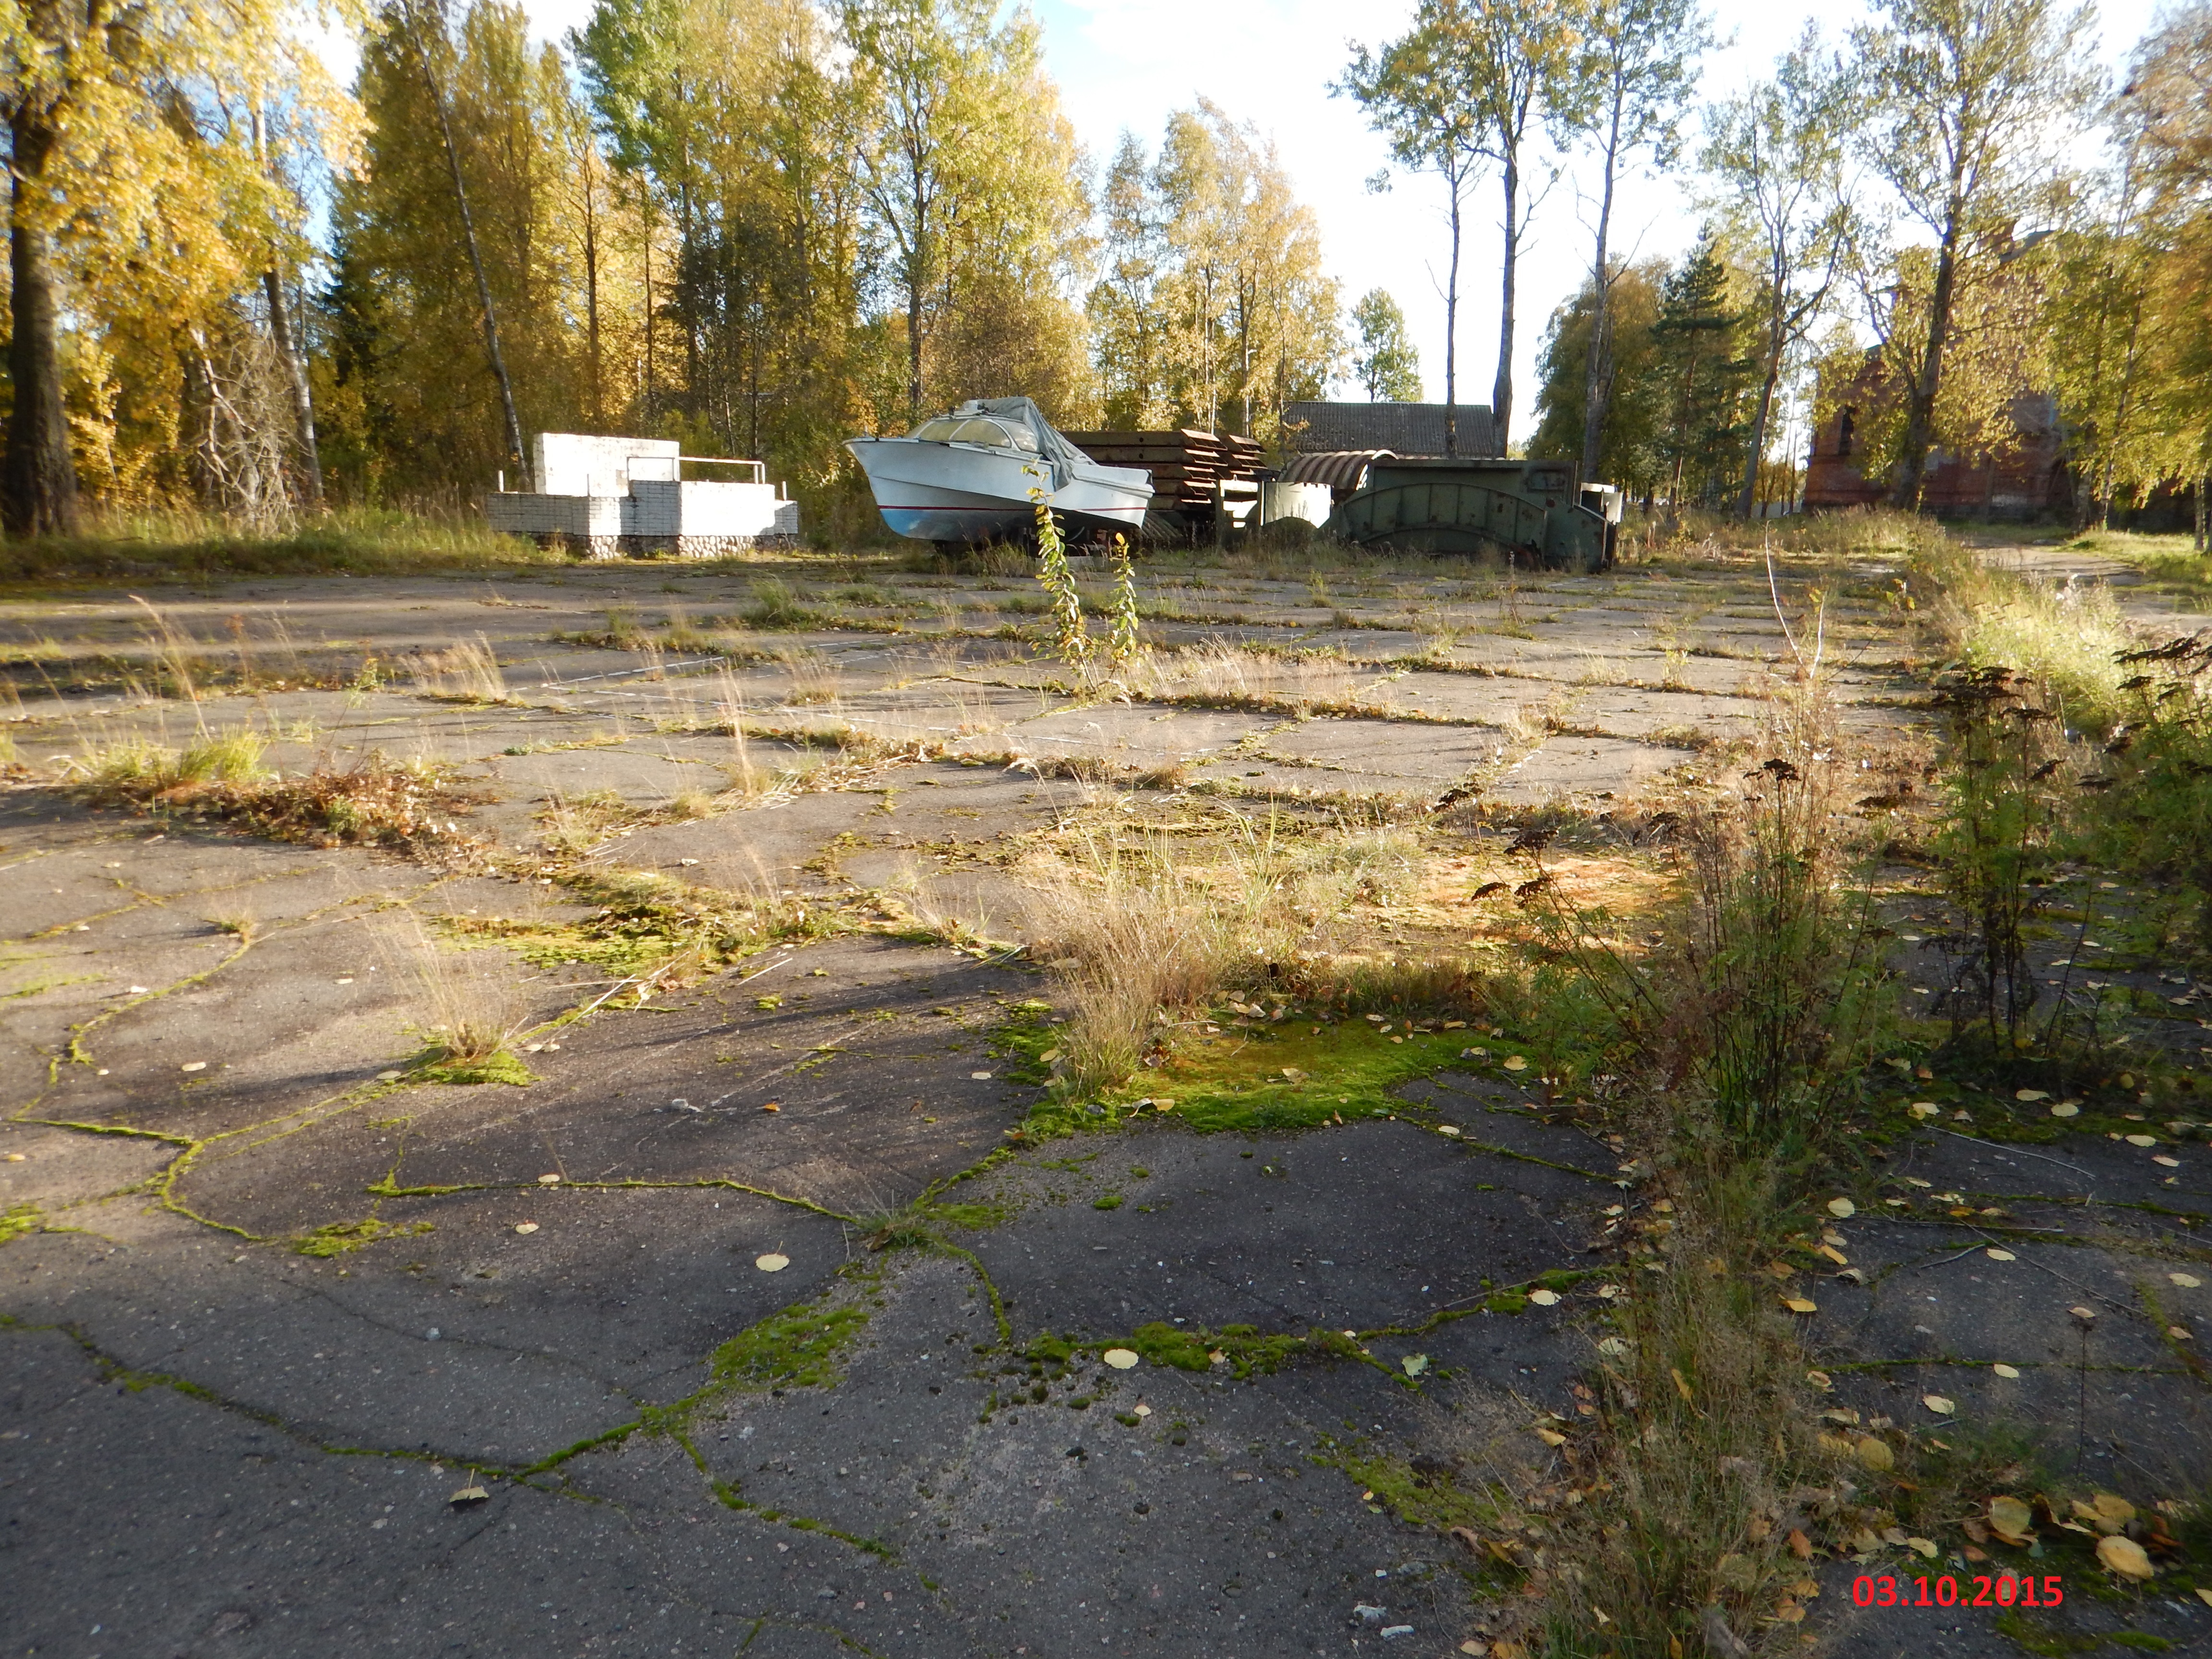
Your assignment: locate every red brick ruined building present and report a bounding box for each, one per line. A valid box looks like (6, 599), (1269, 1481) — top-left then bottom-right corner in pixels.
(1804, 354), (2070, 520)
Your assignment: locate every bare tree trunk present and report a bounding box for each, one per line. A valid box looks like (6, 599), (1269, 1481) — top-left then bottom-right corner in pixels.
(1443, 183), (1461, 458)
(581, 147), (603, 427)
(2195, 473), (2207, 554)
(398, 0), (529, 489)
(1891, 208), (1961, 510)
(1491, 155), (1517, 454)
(262, 269), (325, 510)
(3, 111), (81, 538)
(1737, 296), (1786, 519)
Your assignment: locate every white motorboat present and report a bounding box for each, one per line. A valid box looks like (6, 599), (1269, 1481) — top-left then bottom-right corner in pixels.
(845, 397), (1150, 546)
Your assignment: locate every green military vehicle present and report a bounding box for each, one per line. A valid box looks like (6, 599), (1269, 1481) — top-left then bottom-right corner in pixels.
(1322, 456), (1622, 571)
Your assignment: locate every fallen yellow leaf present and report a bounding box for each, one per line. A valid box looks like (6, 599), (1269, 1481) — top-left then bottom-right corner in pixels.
(1102, 1348), (1139, 1370)
(1923, 1394), (1956, 1415)
(1783, 1296), (1818, 1314)
(1856, 1437), (1894, 1471)
(2171, 1273), (2203, 1289)
(2125, 1134), (2158, 1147)
(2096, 1534), (2155, 1581)
(513, 1222), (539, 1235)
(2015, 1089), (2049, 1102)
(1827, 1197), (1856, 1218)
(1671, 1366), (1693, 1402)
(1534, 1427), (1567, 1446)
(1985, 1248), (2016, 1261)
(1906, 1537), (1939, 1558)
(1988, 1496), (2035, 1545)
(1992, 1363), (2021, 1379)
(755, 1253), (790, 1272)
(2049, 1102), (2079, 1117)
(1503, 1054), (1528, 1071)
(1527, 1287), (1561, 1306)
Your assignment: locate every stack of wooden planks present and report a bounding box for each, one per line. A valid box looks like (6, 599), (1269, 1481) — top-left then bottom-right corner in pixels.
(1061, 428), (1264, 513)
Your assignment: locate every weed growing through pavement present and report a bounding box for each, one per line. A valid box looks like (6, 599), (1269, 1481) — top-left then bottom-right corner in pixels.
(1924, 666), (2068, 1065)
(1107, 534), (1142, 670)
(1029, 491), (1090, 670)
(411, 635), (513, 703)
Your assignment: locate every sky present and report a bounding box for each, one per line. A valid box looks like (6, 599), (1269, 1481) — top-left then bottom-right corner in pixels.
(507, 0), (2161, 433)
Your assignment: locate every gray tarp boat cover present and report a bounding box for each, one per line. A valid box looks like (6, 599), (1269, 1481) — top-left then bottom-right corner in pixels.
(959, 397), (1090, 485)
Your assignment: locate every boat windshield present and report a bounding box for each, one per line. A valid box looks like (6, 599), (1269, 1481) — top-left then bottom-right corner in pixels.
(906, 416), (1037, 452)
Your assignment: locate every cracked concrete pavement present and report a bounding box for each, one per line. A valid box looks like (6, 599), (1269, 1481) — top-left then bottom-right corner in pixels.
(3, 548), (2207, 1657)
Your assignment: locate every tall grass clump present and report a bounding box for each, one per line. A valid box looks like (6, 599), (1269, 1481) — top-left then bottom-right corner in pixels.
(1538, 1168), (1833, 1659)
(1924, 665), (2069, 1065)
(1547, 748), (1889, 1161)
(411, 635), (512, 703)
(2077, 632), (2212, 948)
(0, 504), (553, 584)
(1022, 815), (1424, 1099)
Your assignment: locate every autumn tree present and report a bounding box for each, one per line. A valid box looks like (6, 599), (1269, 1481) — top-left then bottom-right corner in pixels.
(329, 1), (601, 493)
(1852, 0), (2097, 508)
(1091, 104), (1341, 443)
(2130, 1), (2212, 545)
(1698, 25), (1855, 518)
(1463, 0), (1578, 448)
(1343, 1), (1576, 452)
(1339, 7), (1484, 454)
(0, 0), (355, 532)
(1352, 289), (1422, 401)
(1560, 0), (1713, 486)
(840, 0), (1088, 425)
(1530, 257), (1667, 496)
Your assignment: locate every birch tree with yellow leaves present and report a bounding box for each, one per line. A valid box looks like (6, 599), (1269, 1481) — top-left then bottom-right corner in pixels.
(1, 0), (360, 531)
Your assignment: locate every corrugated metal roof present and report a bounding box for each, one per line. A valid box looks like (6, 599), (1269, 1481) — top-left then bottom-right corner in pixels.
(1278, 450), (1393, 492)
(1280, 402), (1498, 457)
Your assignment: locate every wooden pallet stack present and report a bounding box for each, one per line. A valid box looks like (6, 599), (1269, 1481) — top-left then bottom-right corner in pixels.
(1061, 428), (1264, 514)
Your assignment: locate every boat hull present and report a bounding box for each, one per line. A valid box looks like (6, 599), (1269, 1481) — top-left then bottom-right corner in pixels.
(845, 437), (1149, 543)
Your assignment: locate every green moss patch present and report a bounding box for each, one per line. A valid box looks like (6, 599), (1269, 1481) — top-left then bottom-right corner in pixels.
(292, 1217), (435, 1257)
(1101, 1320), (1358, 1381)
(1107, 1020), (1505, 1133)
(414, 1049), (535, 1088)
(709, 1296), (871, 1392)
(1333, 1446), (1496, 1534)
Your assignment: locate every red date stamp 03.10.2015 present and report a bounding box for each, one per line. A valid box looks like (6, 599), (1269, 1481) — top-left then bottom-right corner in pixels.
(1852, 1574), (2064, 1609)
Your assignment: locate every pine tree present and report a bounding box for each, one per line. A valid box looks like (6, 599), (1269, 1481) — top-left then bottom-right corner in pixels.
(1648, 237), (1754, 507)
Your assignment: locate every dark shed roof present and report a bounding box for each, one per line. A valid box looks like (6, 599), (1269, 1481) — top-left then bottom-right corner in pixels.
(1280, 402), (1499, 457)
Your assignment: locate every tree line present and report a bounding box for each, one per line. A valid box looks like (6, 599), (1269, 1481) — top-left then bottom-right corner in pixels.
(1346, 0), (2212, 529)
(2, 0), (2208, 538)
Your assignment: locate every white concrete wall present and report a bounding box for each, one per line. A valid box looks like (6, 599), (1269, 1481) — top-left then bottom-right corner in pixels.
(487, 492), (624, 537)
(675, 480), (785, 537)
(534, 433), (679, 497)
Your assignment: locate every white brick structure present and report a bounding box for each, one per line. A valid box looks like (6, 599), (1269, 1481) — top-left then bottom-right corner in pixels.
(486, 433), (800, 557)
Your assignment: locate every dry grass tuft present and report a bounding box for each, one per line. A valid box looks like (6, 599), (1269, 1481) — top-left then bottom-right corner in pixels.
(411, 635), (513, 704)
(73, 744), (483, 855)
(1021, 815), (1427, 1096)
(1120, 641), (1364, 712)
(395, 919), (529, 1064)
